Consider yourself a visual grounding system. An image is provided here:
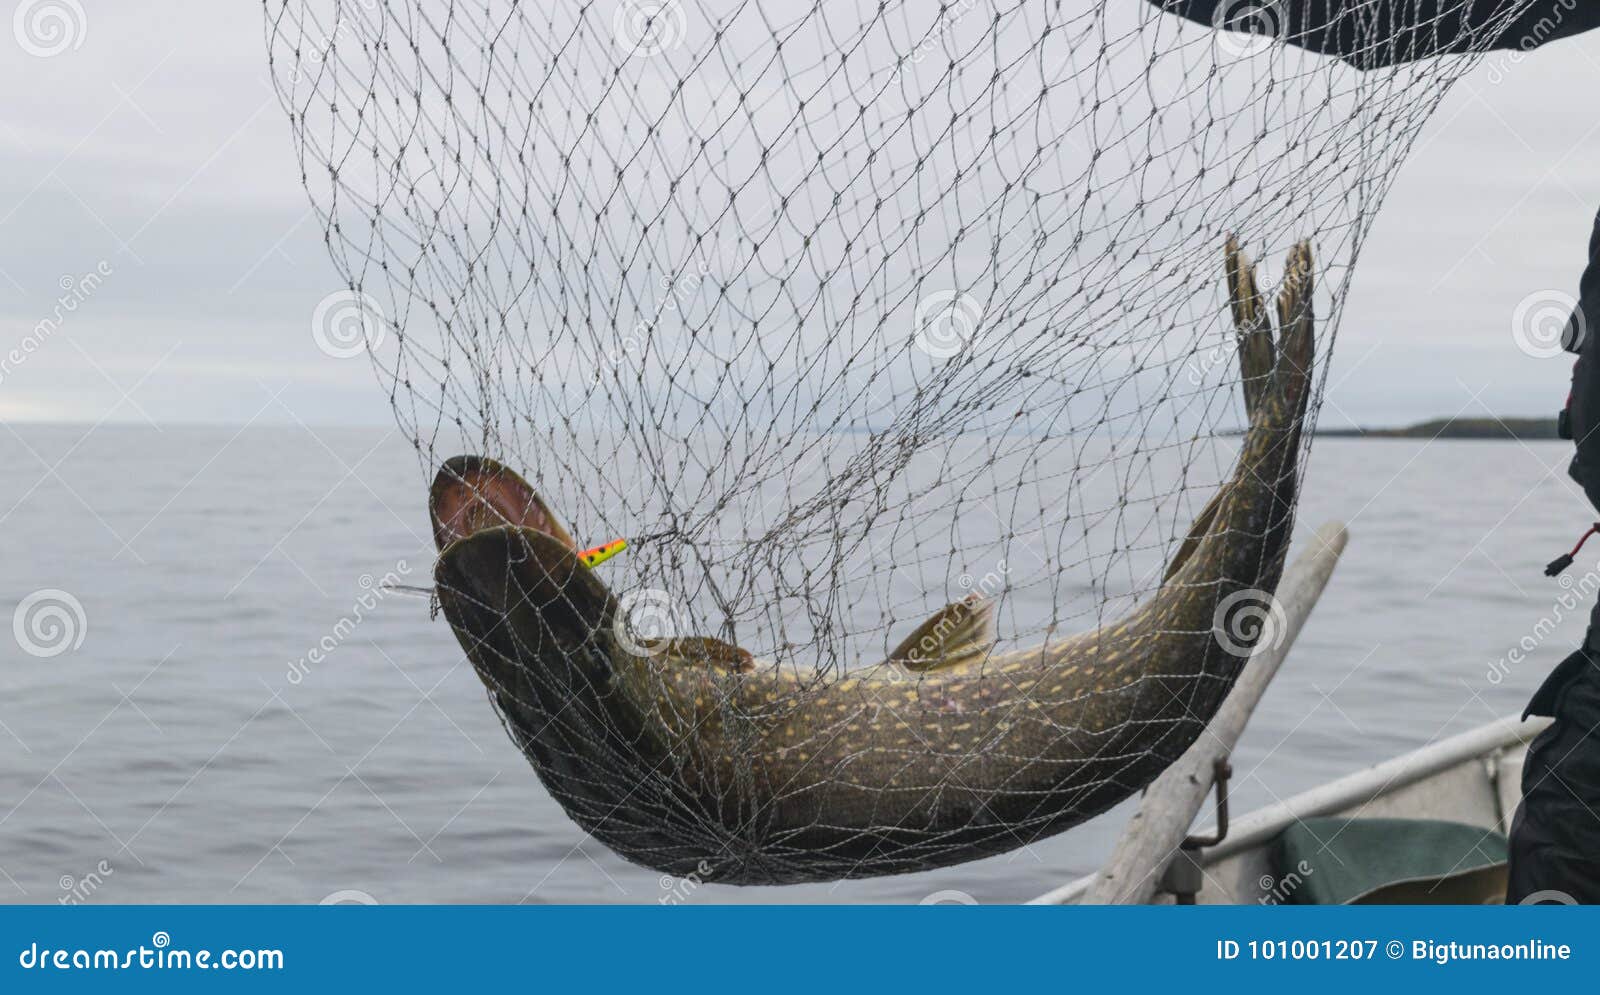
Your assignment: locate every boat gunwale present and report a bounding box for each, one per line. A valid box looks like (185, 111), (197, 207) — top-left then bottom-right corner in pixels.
(1029, 712), (1551, 905)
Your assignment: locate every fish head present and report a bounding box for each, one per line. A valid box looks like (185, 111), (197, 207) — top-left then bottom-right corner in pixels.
(429, 454), (577, 552)
(429, 459), (661, 795)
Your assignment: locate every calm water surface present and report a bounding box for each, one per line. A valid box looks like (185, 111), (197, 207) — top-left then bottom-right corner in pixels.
(0, 427), (1588, 903)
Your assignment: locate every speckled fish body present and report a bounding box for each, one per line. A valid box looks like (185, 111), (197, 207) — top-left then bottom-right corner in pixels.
(430, 239), (1316, 885)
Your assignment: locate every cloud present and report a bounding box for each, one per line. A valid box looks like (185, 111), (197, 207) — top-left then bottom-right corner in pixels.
(1, 5), (1597, 427)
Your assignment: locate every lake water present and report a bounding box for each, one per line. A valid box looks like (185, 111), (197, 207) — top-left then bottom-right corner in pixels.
(0, 426), (1591, 904)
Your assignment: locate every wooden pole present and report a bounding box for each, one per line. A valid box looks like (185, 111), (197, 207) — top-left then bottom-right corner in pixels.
(1062, 520), (1349, 906)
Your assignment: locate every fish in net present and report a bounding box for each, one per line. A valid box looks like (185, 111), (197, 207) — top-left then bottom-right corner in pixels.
(261, 0), (1553, 883)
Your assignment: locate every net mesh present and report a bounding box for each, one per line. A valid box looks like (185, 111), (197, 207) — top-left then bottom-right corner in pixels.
(262, 0), (1538, 882)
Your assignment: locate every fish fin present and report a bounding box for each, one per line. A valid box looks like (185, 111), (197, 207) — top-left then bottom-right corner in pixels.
(886, 594), (996, 672)
(1225, 234), (1275, 416)
(1162, 484), (1227, 583)
(430, 455), (578, 552)
(645, 636), (755, 673)
(1272, 240), (1315, 416)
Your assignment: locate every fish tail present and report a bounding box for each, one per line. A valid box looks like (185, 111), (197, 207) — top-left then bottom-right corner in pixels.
(1225, 234), (1275, 417)
(1272, 240), (1315, 421)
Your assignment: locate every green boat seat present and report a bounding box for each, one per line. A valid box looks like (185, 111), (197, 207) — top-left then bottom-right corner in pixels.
(1272, 817), (1508, 905)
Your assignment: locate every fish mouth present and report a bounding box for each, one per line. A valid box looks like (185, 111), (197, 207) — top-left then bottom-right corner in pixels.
(428, 455), (624, 718)
(429, 457), (639, 773)
(429, 455), (578, 552)
(428, 439), (630, 707)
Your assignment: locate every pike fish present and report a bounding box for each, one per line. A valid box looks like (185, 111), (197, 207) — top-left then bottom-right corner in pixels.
(427, 238), (1317, 884)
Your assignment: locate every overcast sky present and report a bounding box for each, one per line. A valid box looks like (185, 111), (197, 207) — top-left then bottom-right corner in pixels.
(1, 2), (1598, 428)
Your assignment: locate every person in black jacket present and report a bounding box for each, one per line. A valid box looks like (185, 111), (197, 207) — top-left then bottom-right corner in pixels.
(1508, 211), (1600, 904)
(1146, 0), (1600, 903)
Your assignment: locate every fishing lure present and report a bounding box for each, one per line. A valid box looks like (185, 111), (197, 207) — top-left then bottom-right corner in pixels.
(579, 538), (627, 568)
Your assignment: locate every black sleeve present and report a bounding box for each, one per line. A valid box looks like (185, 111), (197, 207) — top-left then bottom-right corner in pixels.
(1566, 207), (1600, 514)
(1559, 208), (1600, 650)
(1580, 207), (1600, 350)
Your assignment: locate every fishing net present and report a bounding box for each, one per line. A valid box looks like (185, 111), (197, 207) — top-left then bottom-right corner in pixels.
(262, 0), (1542, 882)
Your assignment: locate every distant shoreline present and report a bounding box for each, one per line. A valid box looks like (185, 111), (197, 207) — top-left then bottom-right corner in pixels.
(1314, 417), (1558, 441)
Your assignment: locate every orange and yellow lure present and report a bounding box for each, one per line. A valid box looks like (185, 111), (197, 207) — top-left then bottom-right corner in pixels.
(579, 538), (628, 568)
